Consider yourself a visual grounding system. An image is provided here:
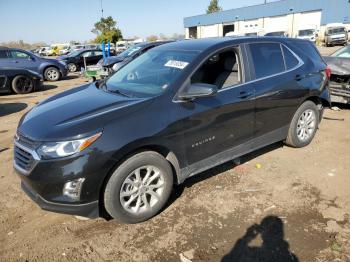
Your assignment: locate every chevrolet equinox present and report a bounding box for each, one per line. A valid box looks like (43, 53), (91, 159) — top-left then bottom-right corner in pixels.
(14, 37), (331, 223)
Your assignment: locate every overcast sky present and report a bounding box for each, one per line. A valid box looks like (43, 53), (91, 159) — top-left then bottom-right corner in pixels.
(0, 0), (278, 44)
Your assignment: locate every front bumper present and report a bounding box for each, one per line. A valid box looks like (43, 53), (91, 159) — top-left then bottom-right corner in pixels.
(13, 136), (113, 219)
(21, 180), (99, 218)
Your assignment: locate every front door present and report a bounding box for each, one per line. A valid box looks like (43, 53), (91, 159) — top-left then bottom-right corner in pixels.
(177, 46), (255, 166)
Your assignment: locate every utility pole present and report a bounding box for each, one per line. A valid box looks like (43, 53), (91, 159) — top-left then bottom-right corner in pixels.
(100, 0), (104, 18)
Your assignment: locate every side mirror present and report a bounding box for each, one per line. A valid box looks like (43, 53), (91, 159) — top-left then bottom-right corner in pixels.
(178, 83), (218, 101)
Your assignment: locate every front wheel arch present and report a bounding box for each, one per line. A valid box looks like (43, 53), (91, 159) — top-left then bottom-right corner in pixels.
(43, 66), (61, 81)
(98, 145), (181, 219)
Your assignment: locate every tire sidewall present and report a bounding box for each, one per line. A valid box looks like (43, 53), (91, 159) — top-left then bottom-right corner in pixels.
(12, 75), (34, 94)
(288, 101), (319, 147)
(104, 151), (173, 224)
(44, 67), (60, 81)
(68, 63), (77, 72)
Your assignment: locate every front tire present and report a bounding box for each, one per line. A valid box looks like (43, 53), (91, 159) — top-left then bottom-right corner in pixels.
(104, 151), (173, 224)
(285, 101), (319, 148)
(67, 63), (77, 72)
(11, 75), (34, 94)
(44, 67), (60, 81)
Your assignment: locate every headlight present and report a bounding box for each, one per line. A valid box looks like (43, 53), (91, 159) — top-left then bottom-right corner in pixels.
(37, 132), (102, 159)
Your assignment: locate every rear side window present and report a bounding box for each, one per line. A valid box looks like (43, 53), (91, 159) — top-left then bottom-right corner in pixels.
(294, 41), (323, 63)
(282, 46), (299, 70)
(248, 43), (285, 79)
(0, 50), (9, 58)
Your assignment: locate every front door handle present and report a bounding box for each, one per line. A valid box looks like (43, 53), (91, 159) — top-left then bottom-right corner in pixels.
(295, 74), (303, 81)
(238, 91), (253, 99)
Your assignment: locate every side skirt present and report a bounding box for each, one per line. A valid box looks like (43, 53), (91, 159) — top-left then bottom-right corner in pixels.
(178, 125), (289, 184)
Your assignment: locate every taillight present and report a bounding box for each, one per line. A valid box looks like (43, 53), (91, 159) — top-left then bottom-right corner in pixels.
(325, 66), (331, 79)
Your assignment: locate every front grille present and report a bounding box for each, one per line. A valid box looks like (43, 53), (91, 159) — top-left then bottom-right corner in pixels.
(14, 145), (35, 172)
(16, 132), (38, 149)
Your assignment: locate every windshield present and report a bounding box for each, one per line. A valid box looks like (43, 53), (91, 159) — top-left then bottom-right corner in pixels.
(328, 27), (346, 35)
(105, 49), (198, 97)
(118, 45), (143, 59)
(67, 50), (82, 57)
(331, 45), (350, 58)
(298, 29), (314, 36)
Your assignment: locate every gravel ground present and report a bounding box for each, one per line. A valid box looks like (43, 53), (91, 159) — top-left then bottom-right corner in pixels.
(1, 46), (350, 262)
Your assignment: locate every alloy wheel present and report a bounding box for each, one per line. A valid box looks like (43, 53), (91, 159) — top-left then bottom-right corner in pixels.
(296, 109), (316, 142)
(120, 165), (165, 214)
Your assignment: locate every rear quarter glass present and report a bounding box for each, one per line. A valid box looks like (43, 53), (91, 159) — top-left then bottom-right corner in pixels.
(289, 41), (326, 70)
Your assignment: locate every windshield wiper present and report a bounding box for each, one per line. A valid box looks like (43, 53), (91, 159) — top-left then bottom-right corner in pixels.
(107, 88), (133, 98)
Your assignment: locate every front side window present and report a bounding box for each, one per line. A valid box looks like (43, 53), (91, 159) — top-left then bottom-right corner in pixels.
(191, 48), (241, 89)
(82, 51), (94, 58)
(93, 51), (103, 56)
(105, 49), (198, 97)
(249, 43), (285, 79)
(11, 51), (30, 59)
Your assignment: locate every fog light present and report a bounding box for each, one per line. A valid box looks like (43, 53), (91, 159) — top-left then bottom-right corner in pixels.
(63, 178), (85, 200)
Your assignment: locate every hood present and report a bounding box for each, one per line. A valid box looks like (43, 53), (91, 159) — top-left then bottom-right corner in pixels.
(58, 55), (68, 60)
(18, 83), (152, 141)
(324, 56), (350, 76)
(99, 56), (125, 66)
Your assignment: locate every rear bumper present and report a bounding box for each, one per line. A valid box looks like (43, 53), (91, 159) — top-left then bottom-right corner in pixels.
(330, 82), (350, 104)
(21, 180), (99, 218)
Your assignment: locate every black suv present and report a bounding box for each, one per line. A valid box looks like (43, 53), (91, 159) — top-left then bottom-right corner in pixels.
(14, 37), (331, 223)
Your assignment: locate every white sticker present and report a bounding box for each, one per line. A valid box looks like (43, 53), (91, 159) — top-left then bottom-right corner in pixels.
(164, 60), (189, 69)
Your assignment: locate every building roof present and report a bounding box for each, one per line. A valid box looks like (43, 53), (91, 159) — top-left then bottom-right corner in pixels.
(184, 0), (350, 28)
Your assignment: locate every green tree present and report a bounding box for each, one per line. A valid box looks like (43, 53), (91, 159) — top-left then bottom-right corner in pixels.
(206, 0), (222, 14)
(146, 35), (158, 42)
(91, 16), (123, 43)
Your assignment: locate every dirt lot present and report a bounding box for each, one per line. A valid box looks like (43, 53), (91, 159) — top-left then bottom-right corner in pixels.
(1, 46), (350, 262)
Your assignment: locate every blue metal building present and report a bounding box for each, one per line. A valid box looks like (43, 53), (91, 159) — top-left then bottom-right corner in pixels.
(184, 0), (350, 38)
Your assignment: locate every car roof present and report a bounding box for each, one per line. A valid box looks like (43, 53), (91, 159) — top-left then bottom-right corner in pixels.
(155, 37), (305, 52)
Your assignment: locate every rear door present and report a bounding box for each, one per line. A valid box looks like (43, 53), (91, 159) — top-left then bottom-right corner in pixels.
(0, 50), (11, 68)
(246, 42), (304, 139)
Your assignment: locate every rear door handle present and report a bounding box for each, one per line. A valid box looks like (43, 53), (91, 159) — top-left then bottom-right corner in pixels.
(238, 91), (253, 99)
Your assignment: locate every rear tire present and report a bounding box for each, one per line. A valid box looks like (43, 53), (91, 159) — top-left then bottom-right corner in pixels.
(285, 101), (319, 148)
(44, 67), (60, 81)
(11, 75), (34, 94)
(104, 151), (173, 224)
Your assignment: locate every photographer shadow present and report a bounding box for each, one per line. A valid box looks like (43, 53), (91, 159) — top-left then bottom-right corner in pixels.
(222, 216), (299, 262)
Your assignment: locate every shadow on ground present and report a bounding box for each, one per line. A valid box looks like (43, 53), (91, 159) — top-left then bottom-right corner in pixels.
(0, 103), (27, 117)
(42, 84), (58, 91)
(167, 142), (284, 208)
(222, 216), (299, 262)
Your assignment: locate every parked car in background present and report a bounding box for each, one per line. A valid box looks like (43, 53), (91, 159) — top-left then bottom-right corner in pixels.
(58, 49), (103, 72)
(324, 23), (348, 46)
(297, 28), (317, 43)
(59, 47), (71, 55)
(14, 37), (330, 223)
(38, 46), (51, 56)
(84, 44), (100, 50)
(265, 31), (288, 37)
(324, 44), (350, 104)
(115, 43), (128, 54)
(70, 45), (85, 52)
(0, 47), (67, 81)
(0, 68), (43, 94)
(98, 41), (172, 73)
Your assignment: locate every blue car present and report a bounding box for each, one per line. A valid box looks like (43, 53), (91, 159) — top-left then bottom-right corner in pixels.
(0, 47), (68, 81)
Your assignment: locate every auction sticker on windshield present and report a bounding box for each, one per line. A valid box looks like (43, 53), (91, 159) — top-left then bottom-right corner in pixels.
(165, 60), (189, 69)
